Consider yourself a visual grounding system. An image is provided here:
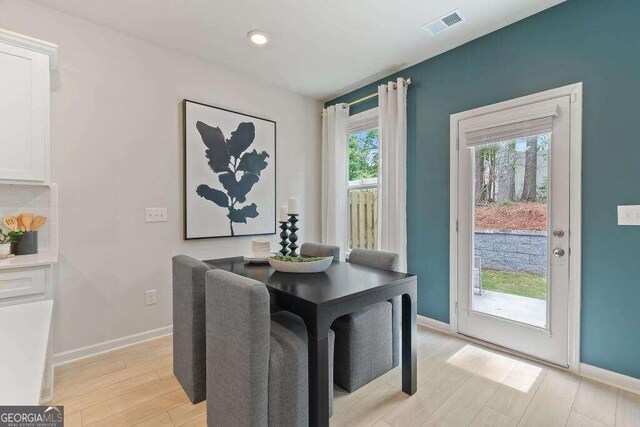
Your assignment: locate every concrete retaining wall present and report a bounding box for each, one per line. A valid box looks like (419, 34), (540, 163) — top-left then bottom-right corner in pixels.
(474, 229), (547, 274)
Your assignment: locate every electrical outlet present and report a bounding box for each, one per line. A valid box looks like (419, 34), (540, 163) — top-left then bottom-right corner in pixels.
(145, 207), (167, 223)
(617, 205), (640, 225)
(145, 289), (157, 306)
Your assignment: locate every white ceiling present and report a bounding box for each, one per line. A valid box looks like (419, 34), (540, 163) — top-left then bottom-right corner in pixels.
(30, 0), (564, 100)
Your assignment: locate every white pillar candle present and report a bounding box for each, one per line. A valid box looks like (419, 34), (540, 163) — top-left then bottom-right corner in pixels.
(288, 197), (298, 215)
(279, 205), (288, 222)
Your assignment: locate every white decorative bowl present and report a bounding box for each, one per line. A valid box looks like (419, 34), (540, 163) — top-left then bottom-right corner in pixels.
(267, 256), (333, 273)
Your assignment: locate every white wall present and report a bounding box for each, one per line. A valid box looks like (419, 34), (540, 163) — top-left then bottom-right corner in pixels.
(0, 0), (322, 356)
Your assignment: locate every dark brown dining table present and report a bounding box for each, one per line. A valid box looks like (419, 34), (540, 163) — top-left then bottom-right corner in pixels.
(203, 256), (418, 427)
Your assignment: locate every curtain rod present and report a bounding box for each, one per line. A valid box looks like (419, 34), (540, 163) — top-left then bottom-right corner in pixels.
(346, 78), (412, 108)
(321, 78), (412, 117)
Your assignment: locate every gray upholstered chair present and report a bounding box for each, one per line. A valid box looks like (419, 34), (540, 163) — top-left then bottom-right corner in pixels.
(205, 269), (335, 426)
(172, 255), (211, 403)
(349, 248), (400, 271)
(332, 248), (401, 392)
(300, 242), (340, 260)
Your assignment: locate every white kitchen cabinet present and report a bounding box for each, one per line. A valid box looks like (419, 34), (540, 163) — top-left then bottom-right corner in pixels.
(0, 28), (58, 404)
(0, 29), (57, 184)
(0, 266), (46, 300)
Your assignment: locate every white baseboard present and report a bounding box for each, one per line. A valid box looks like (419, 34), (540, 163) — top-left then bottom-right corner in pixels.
(417, 315), (451, 334)
(580, 363), (640, 395)
(53, 325), (173, 367)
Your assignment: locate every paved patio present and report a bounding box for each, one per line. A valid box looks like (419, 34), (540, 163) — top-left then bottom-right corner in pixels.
(473, 290), (546, 327)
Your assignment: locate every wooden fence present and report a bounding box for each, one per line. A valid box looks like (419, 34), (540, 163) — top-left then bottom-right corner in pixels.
(349, 189), (378, 249)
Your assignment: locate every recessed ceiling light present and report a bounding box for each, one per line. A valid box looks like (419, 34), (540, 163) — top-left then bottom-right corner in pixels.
(247, 31), (269, 46)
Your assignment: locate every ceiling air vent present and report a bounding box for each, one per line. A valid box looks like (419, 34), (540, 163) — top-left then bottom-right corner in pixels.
(423, 10), (465, 35)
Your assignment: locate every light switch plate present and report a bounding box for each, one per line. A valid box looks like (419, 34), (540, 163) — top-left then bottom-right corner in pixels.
(145, 207), (167, 223)
(617, 205), (640, 225)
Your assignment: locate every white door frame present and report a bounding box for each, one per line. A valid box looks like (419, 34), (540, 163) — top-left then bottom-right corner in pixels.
(449, 83), (583, 373)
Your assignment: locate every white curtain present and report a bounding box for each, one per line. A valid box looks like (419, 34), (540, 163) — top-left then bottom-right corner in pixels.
(378, 78), (408, 271)
(321, 104), (350, 260)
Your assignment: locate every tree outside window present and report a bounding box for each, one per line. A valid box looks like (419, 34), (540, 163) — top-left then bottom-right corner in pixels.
(349, 129), (378, 180)
(348, 128), (379, 250)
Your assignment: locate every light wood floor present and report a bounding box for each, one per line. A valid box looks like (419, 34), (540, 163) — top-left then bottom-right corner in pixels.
(51, 325), (640, 426)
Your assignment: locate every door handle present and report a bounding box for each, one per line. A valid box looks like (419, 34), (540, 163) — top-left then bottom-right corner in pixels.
(552, 248), (565, 257)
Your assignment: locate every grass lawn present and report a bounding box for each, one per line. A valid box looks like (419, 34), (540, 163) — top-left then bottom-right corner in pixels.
(481, 269), (547, 300)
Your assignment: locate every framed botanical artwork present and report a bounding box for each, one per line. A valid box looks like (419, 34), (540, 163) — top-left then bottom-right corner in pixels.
(183, 100), (276, 239)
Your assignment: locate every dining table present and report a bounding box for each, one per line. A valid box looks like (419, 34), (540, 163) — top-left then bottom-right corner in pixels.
(203, 256), (418, 427)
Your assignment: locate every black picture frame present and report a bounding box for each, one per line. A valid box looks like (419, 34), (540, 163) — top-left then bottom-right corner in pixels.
(183, 99), (277, 240)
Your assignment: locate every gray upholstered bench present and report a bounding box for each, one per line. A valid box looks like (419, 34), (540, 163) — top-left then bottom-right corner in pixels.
(333, 248), (400, 392)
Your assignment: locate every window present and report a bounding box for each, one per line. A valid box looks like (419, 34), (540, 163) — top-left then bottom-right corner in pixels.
(347, 108), (379, 250)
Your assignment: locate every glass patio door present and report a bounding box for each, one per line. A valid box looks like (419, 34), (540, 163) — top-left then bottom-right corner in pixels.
(455, 96), (572, 366)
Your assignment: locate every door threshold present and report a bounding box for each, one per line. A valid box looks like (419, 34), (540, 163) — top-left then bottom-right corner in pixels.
(454, 331), (573, 373)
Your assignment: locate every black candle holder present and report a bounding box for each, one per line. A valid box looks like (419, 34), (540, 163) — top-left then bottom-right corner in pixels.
(287, 214), (299, 257)
(278, 221), (289, 256)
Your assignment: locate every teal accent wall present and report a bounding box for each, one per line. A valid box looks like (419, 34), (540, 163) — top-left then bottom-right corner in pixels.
(327, 0), (640, 379)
